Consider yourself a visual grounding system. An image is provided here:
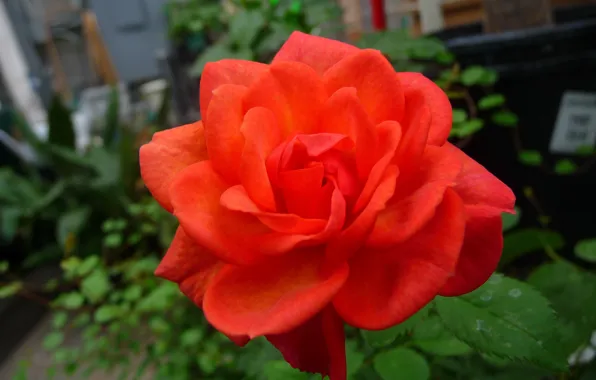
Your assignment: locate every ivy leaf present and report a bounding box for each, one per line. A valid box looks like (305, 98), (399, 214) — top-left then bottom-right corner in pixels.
(555, 159), (577, 175)
(500, 228), (564, 267)
(461, 66), (488, 86)
(553, 159), (577, 175)
(452, 109), (468, 124)
(479, 94), (506, 110)
(181, 328), (204, 347)
(81, 268), (112, 303)
(451, 119), (484, 138)
(373, 347), (430, 380)
(43, 331), (64, 350)
(77, 256), (100, 277)
(361, 304), (430, 348)
(52, 312), (69, 329)
(492, 111), (519, 127)
(435, 274), (567, 371)
(575, 238), (596, 262)
(518, 150), (543, 166)
(55, 292), (85, 309)
(502, 207), (521, 232)
(0, 282), (22, 298)
(94, 305), (122, 323)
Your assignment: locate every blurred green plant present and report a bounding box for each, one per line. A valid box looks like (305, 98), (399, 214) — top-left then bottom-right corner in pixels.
(189, 0), (343, 76)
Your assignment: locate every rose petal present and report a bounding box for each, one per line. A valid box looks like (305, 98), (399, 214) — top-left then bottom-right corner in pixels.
(221, 185), (327, 235)
(444, 143), (516, 213)
(394, 103), (431, 176)
(439, 205), (504, 296)
(205, 84), (248, 183)
(397, 72), (452, 146)
(326, 165), (398, 266)
(273, 31), (359, 75)
(318, 87), (378, 179)
(353, 120), (402, 213)
(240, 107), (281, 211)
(171, 161), (347, 263)
(333, 188), (466, 330)
(267, 305), (346, 379)
(324, 50), (405, 125)
(139, 122), (208, 212)
(278, 165), (334, 219)
(155, 227), (221, 306)
(170, 161), (284, 264)
(245, 61), (327, 136)
(367, 144), (462, 247)
(203, 248), (349, 337)
(200, 60), (267, 122)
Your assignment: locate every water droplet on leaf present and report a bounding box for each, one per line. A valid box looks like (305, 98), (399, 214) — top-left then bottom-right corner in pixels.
(508, 288), (522, 298)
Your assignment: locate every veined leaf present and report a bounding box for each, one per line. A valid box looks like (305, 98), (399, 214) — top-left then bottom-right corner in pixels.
(361, 304), (430, 348)
(435, 274), (567, 371)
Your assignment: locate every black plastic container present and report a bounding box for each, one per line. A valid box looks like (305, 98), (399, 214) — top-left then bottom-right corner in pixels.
(434, 5), (596, 259)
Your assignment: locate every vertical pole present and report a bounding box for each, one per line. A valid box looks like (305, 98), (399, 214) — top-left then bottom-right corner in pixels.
(370, 0), (387, 30)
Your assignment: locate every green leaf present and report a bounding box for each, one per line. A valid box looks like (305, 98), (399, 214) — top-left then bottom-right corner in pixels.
(77, 256), (100, 277)
(1, 207), (20, 241)
(518, 150), (543, 166)
(500, 228), (564, 267)
(103, 87), (119, 148)
(492, 111), (519, 127)
(43, 331), (64, 350)
(52, 312), (68, 329)
(452, 109), (468, 123)
(451, 119), (484, 138)
(554, 159), (577, 175)
(56, 292), (85, 309)
(502, 207), (521, 232)
(94, 305), (122, 323)
(575, 238), (596, 262)
(527, 261), (596, 355)
(412, 316), (473, 356)
(361, 304), (430, 348)
(136, 282), (178, 312)
(373, 347), (430, 380)
(81, 268), (112, 303)
(181, 328), (204, 347)
(263, 361), (312, 380)
(190, 42), (253, 77)
(31, 180), (66, 214)
(576, 145), (595, 156)
(346, 340), (365, 377)
(56, 207), (91, 249)
(88, 147), (121, 189)
(435, 274), (567, 371)
(0, 282), (22, 298)
(479, 94), (506, 110)
(229, 9), (266, 48)
(461, 66), (488, 86)
(123, 284), (143, 301)
(47, 94), (75, 149)
(103, 233), (123, 248)
(0, 261), (8, 273)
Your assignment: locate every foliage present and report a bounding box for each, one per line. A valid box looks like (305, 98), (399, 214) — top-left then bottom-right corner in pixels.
(2, 10), (596, 380)
(189, 0), (343, 76)
(165, 0), (223, 45)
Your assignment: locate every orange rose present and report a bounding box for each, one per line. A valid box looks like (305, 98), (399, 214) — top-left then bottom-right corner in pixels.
(140, 32), (515, 379)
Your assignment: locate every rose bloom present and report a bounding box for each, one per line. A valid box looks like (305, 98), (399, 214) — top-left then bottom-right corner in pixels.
(140, 32), (515, 379)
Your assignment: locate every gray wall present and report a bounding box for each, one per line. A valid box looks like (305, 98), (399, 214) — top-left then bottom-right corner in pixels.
(89, 0), (168, 83)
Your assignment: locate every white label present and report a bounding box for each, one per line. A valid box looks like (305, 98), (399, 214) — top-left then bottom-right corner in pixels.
(549, 91), (596, 154)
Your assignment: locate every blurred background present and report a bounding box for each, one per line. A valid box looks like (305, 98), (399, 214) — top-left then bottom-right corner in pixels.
(1, 0), (596, 379)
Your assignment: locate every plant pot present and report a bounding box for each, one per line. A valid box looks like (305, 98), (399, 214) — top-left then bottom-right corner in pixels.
(434, 5), (596, 260)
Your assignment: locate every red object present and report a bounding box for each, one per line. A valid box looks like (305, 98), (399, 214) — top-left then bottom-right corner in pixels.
(140, 32), (516, 380)
(370, 0), (387, 30)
